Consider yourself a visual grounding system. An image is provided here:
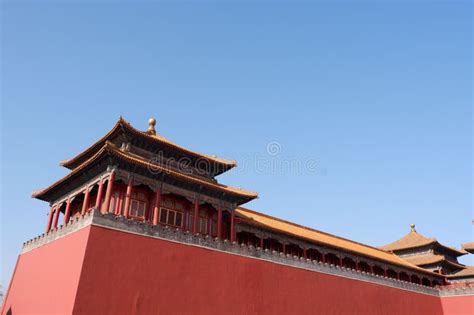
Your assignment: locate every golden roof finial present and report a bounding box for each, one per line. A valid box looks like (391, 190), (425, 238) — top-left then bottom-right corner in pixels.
(410, 224), (416, 232)
(147, 117), (156, 136)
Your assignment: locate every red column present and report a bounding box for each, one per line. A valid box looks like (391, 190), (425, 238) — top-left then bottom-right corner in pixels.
(116, 189), (124, 215)
(217, 205), (223, 239)
(63, 198), (72, 225)
(230, 208), (236, 242)
(45, 207), (54, 233)
(152, 187), (161, 225)
(303, 248), (307, 259)
(355, 261), (359, 271)
(81, 187), (90, 215)
(260, 238), (264, 249)
(184, 209), (189, 230)
(207, 210), (212, 236)
(192, 198), (199, 234)
(370, 265), (374, 274)
(384, 269), (388, 277)
(322, 253), (326, 263)
(95, 178), (104, 209)
(114, 189), (122, 215)
(102, 171), (115, 214)
(52, 206), (60, 229)
(282, 244), (287, 254)
(123, 178), (133, 218)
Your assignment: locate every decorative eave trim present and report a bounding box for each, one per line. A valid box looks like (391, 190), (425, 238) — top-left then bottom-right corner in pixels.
(60, 117), (237, 173)
(33, 141), (258, 203)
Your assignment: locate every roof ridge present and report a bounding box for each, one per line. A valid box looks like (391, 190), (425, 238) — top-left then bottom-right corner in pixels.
(61, 117), (237, 170)
(123, 118), (237, 166)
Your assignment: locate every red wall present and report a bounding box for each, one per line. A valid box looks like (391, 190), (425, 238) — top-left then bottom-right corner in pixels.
(73, 226), (444, 315)
(441, 295), (474, 315)
(1, 227), (90, 315)
(6, 225), (463, 315)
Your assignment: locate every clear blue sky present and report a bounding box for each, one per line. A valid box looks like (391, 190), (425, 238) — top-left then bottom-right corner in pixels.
(1, 1), (472, 286)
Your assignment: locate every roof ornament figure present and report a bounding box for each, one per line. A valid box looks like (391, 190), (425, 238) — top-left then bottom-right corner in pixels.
(147, 117), (157, 136)
(410, 224), (416, 232)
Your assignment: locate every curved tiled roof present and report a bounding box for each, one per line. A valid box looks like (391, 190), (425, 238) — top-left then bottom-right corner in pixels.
(60, 117), (237, 172)
(462, 242), (474, 254)
(33, 141), (257, 202)
(381, 229), (465, 257)
(236, 207), (443, 277)
(403, 253), (465, 269)
(448, 266), (474, 279)
(381, 231), (435, 252)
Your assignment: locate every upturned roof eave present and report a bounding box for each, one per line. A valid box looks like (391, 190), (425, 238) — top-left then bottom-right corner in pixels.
(34, 141), (257, 204)
(60, 117), (237, 173)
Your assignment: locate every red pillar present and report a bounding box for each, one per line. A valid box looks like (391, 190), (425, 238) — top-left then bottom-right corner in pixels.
(260, 238), (264, 249)
(282, 244), (287, 254)
(45, 207), (54, 233)
(102, 171), (115, 214)
(184, 209), (189, 230)
(52, 206), (60, 229)
(355, 261), (359, 271)
(192, 198), (199, 234)
(370, 265), (374, 274)
(321, 253), (326, 263)
(114, 190), (122, 215)
(63, 198), (72, 225)
(217, 205), (223, 239)
(116, 190), (124, 215)
(95, 178), (104, 209)
(384, 269), (388, 277)
(303, 248), (307, 259)
(207, 210), (212, 236)
(81, 186), (90, 215)
(123, 178), (133, 218)
(230, 209), (236, 242)
(152, 187), (161, 225)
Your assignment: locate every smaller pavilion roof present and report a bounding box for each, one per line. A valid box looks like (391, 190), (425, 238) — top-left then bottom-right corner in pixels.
(403, 253), (465, 270)
(380, 224), (466, 257)
(462, 242), (474, 254)
(447, 266), (474, 279)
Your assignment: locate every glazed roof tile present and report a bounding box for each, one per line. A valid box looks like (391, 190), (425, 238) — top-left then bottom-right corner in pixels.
(236, 207), (442, 277)
(33, 141), (257, 201)
(61, 117), (237, 171)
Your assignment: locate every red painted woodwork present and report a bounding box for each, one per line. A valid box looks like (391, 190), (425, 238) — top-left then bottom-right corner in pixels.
(3, 225), (465, 315)
(64, 198), (72, 224)
(123, 179), (133, 218)
(45, 207), (54, 233)
(230, 208), (236, 242)
(102, 171), (115, 214)
(52, 206), (60, 229)
(95, 179), (104, 209)
(152, 187), (161, 225)
(81, 187), (90, 215)
(192, 198), (199, 234)
(217, 205), (223, 239)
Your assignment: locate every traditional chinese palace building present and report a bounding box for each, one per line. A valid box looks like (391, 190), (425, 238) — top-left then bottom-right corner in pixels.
(381, 224), (474, 284)
(2, 117), (473, 315)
